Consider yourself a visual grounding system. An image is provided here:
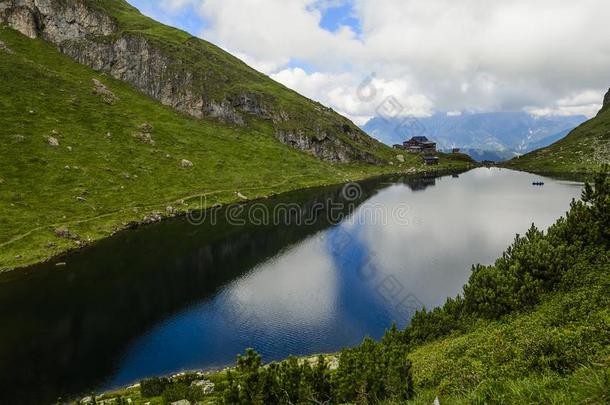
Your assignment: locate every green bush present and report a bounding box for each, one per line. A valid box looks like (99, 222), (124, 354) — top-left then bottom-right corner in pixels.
(333, 330), (414, 404)
(140, 376), (171, 398)
(161, 382), (205, 404)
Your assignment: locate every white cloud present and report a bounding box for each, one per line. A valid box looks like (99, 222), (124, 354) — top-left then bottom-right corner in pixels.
(527, 89), (605, 117)
(193, 0), (362, 71)
(131, 0), (610, 120)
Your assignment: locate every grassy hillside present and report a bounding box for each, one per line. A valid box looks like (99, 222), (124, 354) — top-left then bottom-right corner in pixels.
(504, 107), (610, 174)
(2, 0), (392, 162)
(0, 26), (472, 272)
(84, 170), (610, 404)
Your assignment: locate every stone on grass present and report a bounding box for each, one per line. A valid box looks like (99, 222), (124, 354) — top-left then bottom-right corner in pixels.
(142, 212), (163, 224)
(139, 123), (153, 132)
(133, 123), (154, 145)
(181, 159), (193, 168)
(47, 136), (59, 146)
(0, 40), (13, 54)
(191, 379), (215, 394)
(54, 228), (79, 240)
(133, 132), (154, 145)
(92, 78), (118, 104)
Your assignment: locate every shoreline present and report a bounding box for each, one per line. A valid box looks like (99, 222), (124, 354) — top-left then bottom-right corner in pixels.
(95, 352), (342, 402)
(1, 163), (475, 274)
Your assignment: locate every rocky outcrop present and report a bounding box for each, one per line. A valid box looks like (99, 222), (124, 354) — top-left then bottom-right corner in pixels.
(92, 78), (118, 104)
(0, 3), (39, 38)
(277, 128), (377, 163)
(0, 0), (116, 40)
(0, 0), (383, 163)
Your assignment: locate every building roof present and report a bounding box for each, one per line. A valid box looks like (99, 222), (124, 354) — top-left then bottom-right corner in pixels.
(410, 136), (430, 143)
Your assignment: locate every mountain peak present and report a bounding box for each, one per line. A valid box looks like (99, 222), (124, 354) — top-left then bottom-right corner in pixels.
(603, 88), (610, 108)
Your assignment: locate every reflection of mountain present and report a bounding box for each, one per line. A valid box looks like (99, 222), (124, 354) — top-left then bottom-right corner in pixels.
(0, 180), (386, 405)
(405, 177), (437, 192)
(448, 148), (517, 163)
(391, 175), (437, 191)
(363, 112), (587, 161)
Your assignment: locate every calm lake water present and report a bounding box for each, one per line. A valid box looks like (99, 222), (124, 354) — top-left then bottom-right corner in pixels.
(0, 168), (583, 403)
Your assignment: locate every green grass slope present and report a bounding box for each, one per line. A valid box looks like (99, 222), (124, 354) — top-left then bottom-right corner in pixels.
(0, 27), (472, 272)
(504, 106), (610, 174)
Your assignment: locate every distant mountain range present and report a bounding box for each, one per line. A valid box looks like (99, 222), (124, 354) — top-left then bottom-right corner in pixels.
(362, 112), (587, 161)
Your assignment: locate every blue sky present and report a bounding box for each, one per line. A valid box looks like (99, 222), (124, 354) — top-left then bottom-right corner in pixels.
(126, 1), (205, 36)
(316, 1), (362, 36)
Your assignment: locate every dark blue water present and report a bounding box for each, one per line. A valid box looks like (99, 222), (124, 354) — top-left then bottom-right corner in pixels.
(0, 168), (583, 403)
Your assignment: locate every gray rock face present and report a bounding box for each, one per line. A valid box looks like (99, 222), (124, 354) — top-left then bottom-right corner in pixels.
(604, 88), (610, 108)
(0, 4), (39, 38)
(0, 0), (116, 40)
(0, 0), (381, 163)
